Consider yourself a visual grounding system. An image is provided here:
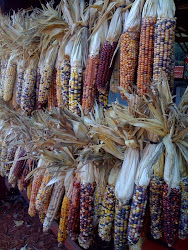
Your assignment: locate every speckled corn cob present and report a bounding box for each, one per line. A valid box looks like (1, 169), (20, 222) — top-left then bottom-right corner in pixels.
(163, 184), (181, 247)
(179, 176), (188, 239)
(0, 141), (8, 177)
(68, 178), (81, 241)
(153, 18), (176, 89)
(96, 41), (117, 94)
(82, 55), (99, 115)
(60, 60), (71, 108)
(35, 172), (53, 214)
(28, 168), (45, 217)
(8, 148), (26, 187)
(58, 196), (70, 245)
(78, 182), (96, 249)
(43, 180), (65, 232)
(3, 60), (17, 101)
(137, 17), (157, 96)
(93, 185), (104, 227)
(69, 67), (82, 115)
(149, 176), (164, 239)
(114, 199), (130, 250)
(27, 181), (33, 200)
(97, 90), (108, 108)
(5, 145), (17, 176)
(16, 64), (24, 105)
(120, 31), (140, 97)
(127, 186), (148, 245)
(0, 59), (6, 98)
(98, 185), (116, 241)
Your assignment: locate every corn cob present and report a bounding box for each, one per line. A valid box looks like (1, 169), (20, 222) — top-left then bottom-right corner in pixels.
(21, 159), (34, 189)
(3, 55), (17, 102)
(4, 145), (17, 176)
(53, 69), (58, 107)
(48, 82), (55, 110)
(16, 60), (25, 106)
(18, 178), (24, 192)
(127, 186), (148, 245)
(0, 57), (9, 98)
(60, 60), (71, 108)
(38, 42), (58, 105)
(28, 166), (45, 217)
(78, 182), (96, 249)
(98, 185), (116, 241)
(56, 63), (62, 107)
(163, 184), (181, 247)
(0, 140), (9, 177)
(39, 211), (46, 223)
(0, 59), (3, 98)
(43, 180), (65, 232)
(21, 54), (38, 113)
(69, 66), (82, 115)
(58, 195), (70, 245)
(35, 171), (53, 214)
(153, 18), (176, 89)
(27, 181), (33, 200)
(97, 90), (108, 108)
(129, 237), (145, 250)
(114, 199), (130, 250)
(110, 49), (120, 94)
(8, 148), (26, 187)
(68, 177), (81, 241)
(137, 17), (157, 96)
(36, 68), (41, 110)
(82, 55), (99, 115)
(149, 176), (164, 239)
(93, 185), (104, 227)
(179, 176), (188, 239)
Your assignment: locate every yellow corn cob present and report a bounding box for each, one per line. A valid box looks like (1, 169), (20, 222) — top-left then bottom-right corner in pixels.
(3, 55), (17, 101)
(43, 180), (65, 232)
(60, 60), (71, 108)
(58, 195), (70, 245)
(27, 181), (33, 200)
(69, 66), (82, 115)
(28, 168), (45, 217)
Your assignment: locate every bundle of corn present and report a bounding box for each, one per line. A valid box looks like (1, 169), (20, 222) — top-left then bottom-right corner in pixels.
(110, 49), (120, 94)
(96, 7), (122, 97)
(127, 143), (157, 246)
(153, 0), (176, 89)
(78, 162), (96, 249)
(98, 166), (120, 242)
(38, 41), (59, 105)
(21, 53), (39, 113)
(69, 32), (83, 115)
(149, 153), (165, 239)
(82, 20), (108, 115)
(43, 177), (65, 232)
(137, 0), (158, 96)
(67, 175), (81, 241)
(58, 170), (74, 246)
(28, 158), (46, 217)
(120, 0), (145, 96)
(16, 58), (25, 106)
(163, 138), (181, 247)
(8, 147), (27, 187)
(114, 147), (139, 250)
(3, 53), (17, 102)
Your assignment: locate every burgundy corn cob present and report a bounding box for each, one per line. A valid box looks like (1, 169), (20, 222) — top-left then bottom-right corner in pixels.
(127, 186), (148, 245)
(163, 184), (181, 247)
(149, 176), (165, 239)
(179, 176), (188, 239)
(96, 41), (117, 94)
(67, 177), (81, 241)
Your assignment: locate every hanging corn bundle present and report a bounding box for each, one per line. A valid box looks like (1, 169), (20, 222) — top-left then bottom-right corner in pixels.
(82, 20), (108, 115)
(58, 170), (74, 246)
(127, 143), (157, 246)
(137, 0), (158, 96)
(98, 166), (120, 242)
(38, 41), (59, 105)
(153, 0), (176, 90)
(69, 31), (83, 115)
(28, 158), (46, 217)
(43, 177), (65, 232)
(21, 53), (39, 113)
(67, 175), (81, 241)
(16, 58), (25, 106)
(78, 162), (96, 249)
(120, 0), (145, 97)
(149, 153), (165, 239)
(96, 7), (122, 106)
(163, 138), (181, 247)
(3, 53), (17, 102)
(114, 147), (139, 250)
(8, 147), (27, 187)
